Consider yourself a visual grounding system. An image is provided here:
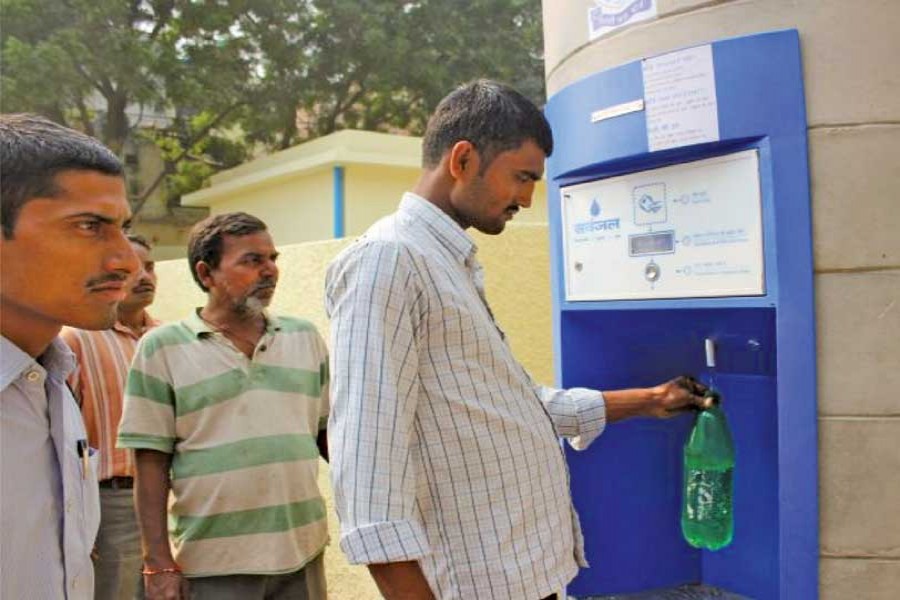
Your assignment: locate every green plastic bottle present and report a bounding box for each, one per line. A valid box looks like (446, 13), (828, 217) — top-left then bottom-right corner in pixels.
(681, 391), (735, 550)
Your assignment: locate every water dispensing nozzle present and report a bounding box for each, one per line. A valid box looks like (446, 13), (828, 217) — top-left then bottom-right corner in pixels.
(705, 337), (716, 368)
(704, 338), (721, 406)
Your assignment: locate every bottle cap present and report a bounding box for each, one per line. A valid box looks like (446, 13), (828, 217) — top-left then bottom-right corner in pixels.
(704, 388), (721, 407)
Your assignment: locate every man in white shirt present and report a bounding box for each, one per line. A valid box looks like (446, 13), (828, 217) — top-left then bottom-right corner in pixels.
(325, 80), (712, 600)
(1, 113), (138, 599)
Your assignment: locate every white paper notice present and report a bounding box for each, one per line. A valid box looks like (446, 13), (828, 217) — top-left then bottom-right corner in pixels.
(642, 45), (719, 151)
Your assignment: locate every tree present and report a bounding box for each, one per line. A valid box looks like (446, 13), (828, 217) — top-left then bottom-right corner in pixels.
(1, 0), (261, 214)
(1, 0), (545, 216)
(263, 0), (546, 139)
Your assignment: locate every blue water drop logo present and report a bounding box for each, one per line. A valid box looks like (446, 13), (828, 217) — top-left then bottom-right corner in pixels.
(590, 198), (601, 217)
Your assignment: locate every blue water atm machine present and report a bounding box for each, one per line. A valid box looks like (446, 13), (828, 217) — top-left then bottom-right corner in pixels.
(546, 31), (817, 599)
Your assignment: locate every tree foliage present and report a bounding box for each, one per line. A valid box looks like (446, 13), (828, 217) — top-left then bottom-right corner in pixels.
(1, 0), (544, 213)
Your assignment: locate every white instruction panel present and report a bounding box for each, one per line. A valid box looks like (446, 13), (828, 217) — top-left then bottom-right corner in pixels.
(561, 150), (764, 301)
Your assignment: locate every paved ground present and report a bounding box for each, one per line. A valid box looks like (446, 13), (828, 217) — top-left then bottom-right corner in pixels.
(572, 584), (751, 600)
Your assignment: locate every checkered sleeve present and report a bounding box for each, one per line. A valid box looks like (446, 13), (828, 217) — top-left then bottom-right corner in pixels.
(325, 240), (430, 565)
(538, 385), (607, 450)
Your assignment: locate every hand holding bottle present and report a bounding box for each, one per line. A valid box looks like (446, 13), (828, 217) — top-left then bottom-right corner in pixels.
(649, 375), (714, 418)
(602, 375), (712, 423)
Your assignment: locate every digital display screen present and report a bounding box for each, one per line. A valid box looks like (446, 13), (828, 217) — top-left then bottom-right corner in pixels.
(629, 231), (675, 256)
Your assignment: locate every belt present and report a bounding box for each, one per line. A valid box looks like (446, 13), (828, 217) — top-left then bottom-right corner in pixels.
(99, 476), (134, 489)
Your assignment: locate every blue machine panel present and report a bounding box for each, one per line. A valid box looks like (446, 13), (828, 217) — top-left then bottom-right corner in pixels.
(546, 31), (817, 599)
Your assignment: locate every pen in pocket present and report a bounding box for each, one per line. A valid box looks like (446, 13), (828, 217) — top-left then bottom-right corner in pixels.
(77, 439), (89, 480)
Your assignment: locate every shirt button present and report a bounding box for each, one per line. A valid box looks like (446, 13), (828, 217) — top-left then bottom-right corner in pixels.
(71, 575), (79, 589)
(25, 371), (40, 382)
(65, 499), (73, 513)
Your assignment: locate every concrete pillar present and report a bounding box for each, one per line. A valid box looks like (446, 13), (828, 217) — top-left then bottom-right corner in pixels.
(541, 1), (900, 596)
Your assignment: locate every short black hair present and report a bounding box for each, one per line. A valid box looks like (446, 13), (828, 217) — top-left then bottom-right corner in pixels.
(187, 212), (268, 291)
(0, 113), (124, 239)
(127, 233), (153, 252)
(421, 79), (553, 171)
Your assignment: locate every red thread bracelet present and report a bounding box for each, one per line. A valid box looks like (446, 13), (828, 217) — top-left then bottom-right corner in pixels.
(141, 565), (182, 576)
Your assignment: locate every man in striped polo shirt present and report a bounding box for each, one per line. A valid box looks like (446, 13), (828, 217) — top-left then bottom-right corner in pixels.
(118, 212), (330, 600)
(62, 233), (160, 600)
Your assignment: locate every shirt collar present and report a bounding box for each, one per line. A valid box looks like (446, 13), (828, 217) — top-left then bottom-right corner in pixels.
(111, 312), (159, 339)
(184, 309), (280, 337)
(398, 192), (478, 265)
(1, 335), (76, 392)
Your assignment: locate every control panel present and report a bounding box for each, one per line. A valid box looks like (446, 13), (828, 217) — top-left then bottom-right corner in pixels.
(561, 150), (764, 301)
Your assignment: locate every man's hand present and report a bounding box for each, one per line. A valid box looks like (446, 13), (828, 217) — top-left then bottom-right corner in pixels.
(134, 450), (185, 599)
(648, 375), (712, 418)
(368, 561), (436, 600)
(143, 571), (189, 600)
(603, 375), (712, 423)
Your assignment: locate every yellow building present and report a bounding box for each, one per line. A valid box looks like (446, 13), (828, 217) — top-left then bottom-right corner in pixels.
(181, 129), (549, 246)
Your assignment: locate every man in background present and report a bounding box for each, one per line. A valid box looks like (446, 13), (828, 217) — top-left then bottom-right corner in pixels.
(1, 113), (138, 599)
(119, 212), (330, 600)
(62, 233), (160, 600)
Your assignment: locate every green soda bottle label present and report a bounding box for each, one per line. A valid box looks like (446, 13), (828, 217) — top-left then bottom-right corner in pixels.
(682, 466), (734, 549)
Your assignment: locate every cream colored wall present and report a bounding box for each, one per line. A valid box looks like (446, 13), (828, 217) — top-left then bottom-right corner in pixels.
(519, 179), (549, 224)
(343, 165), (550, 233)
(209, 170), (334, 246)
(542, 0), (900, 595)
(150, 223), (552, 599)
(151, 223), (552, 381)
(472, 224), (553, 384)
(343, 164), (417, 236)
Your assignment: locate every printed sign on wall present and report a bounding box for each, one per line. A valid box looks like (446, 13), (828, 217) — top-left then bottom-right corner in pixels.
(642, 44), (720, 151)
(588, 0), (658, 41)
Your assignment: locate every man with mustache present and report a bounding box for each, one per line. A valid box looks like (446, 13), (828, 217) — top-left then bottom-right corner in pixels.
(118, 212), (330, 600)
(324, 80), (712, 600)
(61, 233), (160, 600)
(1, 114), (138, 599)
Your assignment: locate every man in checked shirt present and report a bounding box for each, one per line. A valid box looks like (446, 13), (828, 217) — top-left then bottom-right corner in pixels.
(325, 79), (712, 600)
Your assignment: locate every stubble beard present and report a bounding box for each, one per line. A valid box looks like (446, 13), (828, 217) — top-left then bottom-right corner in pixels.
(234, 292), (270, 317)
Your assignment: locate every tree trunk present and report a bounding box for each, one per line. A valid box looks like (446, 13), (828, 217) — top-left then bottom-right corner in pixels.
(278, 108), (298, 150)
(74, 97), (96, 138)
(130, 103), (245, 216)
(103, 91), (129, 155)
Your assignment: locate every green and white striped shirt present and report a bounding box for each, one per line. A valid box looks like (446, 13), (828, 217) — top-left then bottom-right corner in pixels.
(118, 310), (329, 577)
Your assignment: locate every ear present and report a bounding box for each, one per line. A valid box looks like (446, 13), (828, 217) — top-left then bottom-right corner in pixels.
(196, 261), (215, 290)
(447, 141), (481, 181)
